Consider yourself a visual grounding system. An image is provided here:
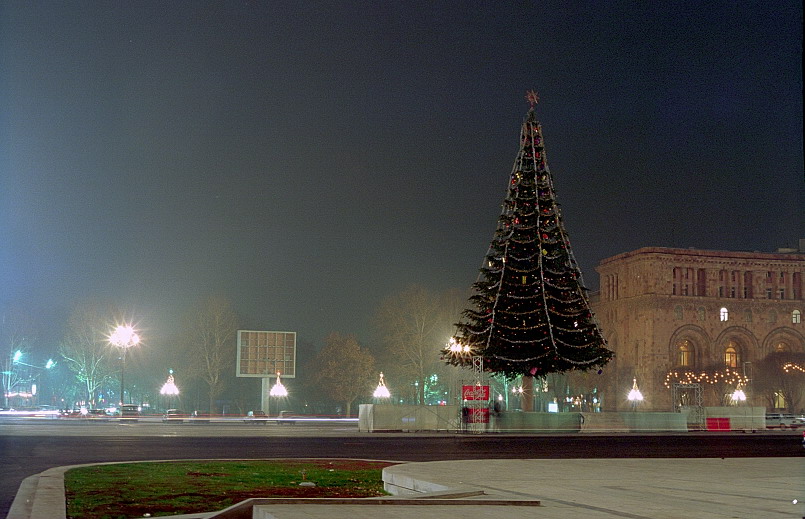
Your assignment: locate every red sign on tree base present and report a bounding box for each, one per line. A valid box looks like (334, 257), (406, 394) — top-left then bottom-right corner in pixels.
(462, 385), (490, 401)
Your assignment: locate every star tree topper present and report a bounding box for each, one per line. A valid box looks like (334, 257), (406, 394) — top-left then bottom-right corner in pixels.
(525, 90), (540, 107)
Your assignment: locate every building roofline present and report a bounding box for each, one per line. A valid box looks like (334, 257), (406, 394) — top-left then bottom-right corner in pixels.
(597, 246), (805, 267)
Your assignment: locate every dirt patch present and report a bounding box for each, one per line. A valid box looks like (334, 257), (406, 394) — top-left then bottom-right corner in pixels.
(266, 459), (395, 472)
(98, 484), (388, 517)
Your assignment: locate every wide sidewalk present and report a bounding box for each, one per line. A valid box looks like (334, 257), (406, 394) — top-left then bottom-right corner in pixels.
(9, 457), (805, 519)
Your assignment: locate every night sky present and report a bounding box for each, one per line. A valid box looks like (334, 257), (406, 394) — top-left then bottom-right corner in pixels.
(2, 2), (803, 353)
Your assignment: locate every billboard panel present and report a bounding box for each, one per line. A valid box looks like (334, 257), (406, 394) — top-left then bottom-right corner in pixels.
(236, 330), (296, 378)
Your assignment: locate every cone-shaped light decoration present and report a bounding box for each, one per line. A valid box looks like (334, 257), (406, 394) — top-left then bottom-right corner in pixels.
(160, 370), (180, 396)
(627, 378), (643, 402)
(270, 372), (288, 397)
(373, 372), (391, 399)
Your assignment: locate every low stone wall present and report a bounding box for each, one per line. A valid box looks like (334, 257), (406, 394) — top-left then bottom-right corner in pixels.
(494, 411), (582, 433)
(624, 411), (690, 432)
(703, 407), (765, 431)
(360, 405), (693, 433)
(359, 404), (461, 432)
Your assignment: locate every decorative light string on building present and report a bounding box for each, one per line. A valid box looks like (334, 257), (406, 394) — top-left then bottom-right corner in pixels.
(663, 368), (748, 388)
(782, 362), (805, 374)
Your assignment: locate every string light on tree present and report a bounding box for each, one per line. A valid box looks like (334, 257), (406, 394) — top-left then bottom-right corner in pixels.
(442, 92), (613, 383)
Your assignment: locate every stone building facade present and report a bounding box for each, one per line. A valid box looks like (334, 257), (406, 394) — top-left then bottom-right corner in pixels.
(590, 244), (805, 412)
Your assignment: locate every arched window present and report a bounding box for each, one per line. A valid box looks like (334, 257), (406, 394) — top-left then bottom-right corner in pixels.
(697, 307), (705, 321)
(769, 310), (777, 324)
(677, 341), (692, 367)
(793, 310), (802, 324)
(674, 306), (683, 320)
(724, 343), (738, 368)
(744, 309), (752, 322)
(720, 307), (729, 322)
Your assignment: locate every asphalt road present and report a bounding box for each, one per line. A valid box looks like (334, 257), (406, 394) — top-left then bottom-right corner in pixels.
(1, 420), (802, 517)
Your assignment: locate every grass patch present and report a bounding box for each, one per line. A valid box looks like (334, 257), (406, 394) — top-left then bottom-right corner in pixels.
(65, 459), (394, 518)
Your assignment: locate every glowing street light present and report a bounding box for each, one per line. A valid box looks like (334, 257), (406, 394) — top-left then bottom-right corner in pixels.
(627, 378), (643, 410)
(447, 337), (471, 354)
(373, 372), (390, 399)
(109, 324), (140, 406)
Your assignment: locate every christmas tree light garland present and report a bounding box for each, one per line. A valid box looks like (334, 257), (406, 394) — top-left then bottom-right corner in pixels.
(444, 94), (613, 378)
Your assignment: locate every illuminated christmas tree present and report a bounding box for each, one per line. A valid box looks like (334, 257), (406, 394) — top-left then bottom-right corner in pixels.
(444, 92), (613, 380)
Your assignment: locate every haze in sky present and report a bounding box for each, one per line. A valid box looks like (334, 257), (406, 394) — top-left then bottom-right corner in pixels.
(2, 1), (802, 352)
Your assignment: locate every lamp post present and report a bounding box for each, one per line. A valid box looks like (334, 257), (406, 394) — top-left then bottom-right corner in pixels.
(627, 378), (643, 411)
(109, 325), (140, 407)
(29, 359), (56, 406)
(512, 385), (524, 410)
(446, 338), (486, 432)
(269, 372), (287, 418)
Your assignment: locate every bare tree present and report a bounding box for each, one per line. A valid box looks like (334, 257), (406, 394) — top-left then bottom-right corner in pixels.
(312, 332), (375, 416)
(58, 303), (117, 407)
(374, 285), (463, 405)
(753, 352), (805, 413)
(182, 296), (239, 414)
(0, 310), (37, 407)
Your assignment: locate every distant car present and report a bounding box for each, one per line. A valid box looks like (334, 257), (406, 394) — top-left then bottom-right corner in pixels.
(32, 405), (62, 418)
(277, 410), (298, 425)
(765, 413), (802, 429)
(89, 409), (111, 420)
(190, 410), (210, 423)
(244, 410), (269, 424)
(162, 409), (186, 423)
(120, 404), (140, 421)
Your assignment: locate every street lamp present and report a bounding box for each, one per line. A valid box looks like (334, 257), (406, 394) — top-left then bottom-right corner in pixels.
(109, 325), (140, 406)
(373, 372), (390, 399)
(447, 337), (471, 355)
(269, 372), (287, 417)
(627, 378), (643, 410)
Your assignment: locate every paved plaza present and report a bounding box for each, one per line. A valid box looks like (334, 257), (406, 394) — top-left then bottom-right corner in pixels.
(9, 457), (804, 519)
